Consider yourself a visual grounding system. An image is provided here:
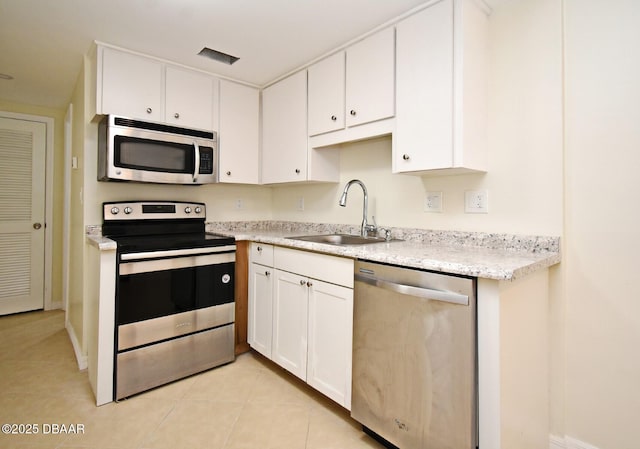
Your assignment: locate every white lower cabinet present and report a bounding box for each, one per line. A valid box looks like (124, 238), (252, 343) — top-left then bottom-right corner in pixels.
(272, 269), (309, 380)
(247, 243), (354, 409)
(306, 277), (353, 409)
(248, 243), (274, 358)
(248, 263), (273, 358)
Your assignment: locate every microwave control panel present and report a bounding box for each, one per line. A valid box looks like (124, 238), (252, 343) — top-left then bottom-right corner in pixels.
(199, 147), (214, 174)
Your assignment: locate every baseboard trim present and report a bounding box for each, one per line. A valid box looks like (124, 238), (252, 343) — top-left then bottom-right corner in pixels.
(65, 321), (87, 370)
(550, 435), (601, 449)
(46, 300), (63, 311)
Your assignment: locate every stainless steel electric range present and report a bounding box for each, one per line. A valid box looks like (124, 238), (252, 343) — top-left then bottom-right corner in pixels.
(102, 201), (236, 400)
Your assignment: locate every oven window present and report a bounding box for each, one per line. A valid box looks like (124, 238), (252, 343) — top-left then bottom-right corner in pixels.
(117, 262), (234, 325)
(115, 135), (194, 173)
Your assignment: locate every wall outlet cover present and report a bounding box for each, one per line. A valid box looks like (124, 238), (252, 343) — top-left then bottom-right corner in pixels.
(424, 191), (443, 213)
(465, 190), (488, 213)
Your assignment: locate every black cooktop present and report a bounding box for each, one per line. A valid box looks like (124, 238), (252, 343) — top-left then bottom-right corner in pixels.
(110, 232), (235, 254)
(101, 201), (235, 254)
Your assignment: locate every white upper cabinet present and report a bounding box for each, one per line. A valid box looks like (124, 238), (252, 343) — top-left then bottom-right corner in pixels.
(394, 0), (488, 174)
(262, 71), (308, 184)
(97, 46), (215, 131)
(218, 80), (260, 184)
(308, 52), (345, 136)
(100, 47), (163, 122)
(164, 66), (214, 130)
(307, 27), (395, 140)
(345, 26), (395, 128)
(262, 71), (340, 184)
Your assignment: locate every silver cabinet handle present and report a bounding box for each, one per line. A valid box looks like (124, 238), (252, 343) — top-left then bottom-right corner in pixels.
(402, 154), (410, 161)
(226, 171), (231, 176)
(331, 115), (337, 121)
(193, 141), (200, 183)
(350, 110), (356, 116)
(306, 281), (313, 287)
(146, 107), (152, 114)
(355, 274), (469, 306)
(257, 246), (262, 252)
(265, 271), (271, 277)
(174, 112), (180, 119)
(295, 169), (301, 174)
(33, 223), (42, 230)
(299, 279), (306, 286)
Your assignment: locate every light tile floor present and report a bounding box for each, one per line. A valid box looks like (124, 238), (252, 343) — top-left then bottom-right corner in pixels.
(0, 310), (382, 449)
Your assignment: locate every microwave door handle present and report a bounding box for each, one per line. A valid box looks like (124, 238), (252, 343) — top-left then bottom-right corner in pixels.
(192, 141), (200, 183)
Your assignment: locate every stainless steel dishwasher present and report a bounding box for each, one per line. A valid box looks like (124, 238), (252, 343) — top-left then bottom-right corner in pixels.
(352, 260), (477, 449)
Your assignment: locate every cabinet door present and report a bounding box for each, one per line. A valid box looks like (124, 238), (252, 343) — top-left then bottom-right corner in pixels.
(100, 47), (163, 122)
(262, 71), (308, 184)
(346, 27), (395, 127)
(308, 52), (345, 136)
(219, 80), (260, 184)
(307, 280), (353, 409)
(165, 66), (214, 130)
(272, 269), (308, 380)
(248, 262), (273, 358)
(395, 0), (454, 172)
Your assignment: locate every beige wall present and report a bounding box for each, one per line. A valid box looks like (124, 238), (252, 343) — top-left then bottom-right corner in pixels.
(67, 65), (86, 350)
(564, 0), (640, 447)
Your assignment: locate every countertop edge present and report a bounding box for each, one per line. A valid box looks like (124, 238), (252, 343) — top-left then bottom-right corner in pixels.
(209, 229), (561, 282)
(86, 234), (117, 251)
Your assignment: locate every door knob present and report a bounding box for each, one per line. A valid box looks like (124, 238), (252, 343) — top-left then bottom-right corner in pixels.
(33, 223), (42, 230)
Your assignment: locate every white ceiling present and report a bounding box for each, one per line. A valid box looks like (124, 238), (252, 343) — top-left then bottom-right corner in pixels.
(0, 0), (497, 110)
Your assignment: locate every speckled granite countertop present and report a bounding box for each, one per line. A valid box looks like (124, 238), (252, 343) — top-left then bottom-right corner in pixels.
(207, 221), (561, 281)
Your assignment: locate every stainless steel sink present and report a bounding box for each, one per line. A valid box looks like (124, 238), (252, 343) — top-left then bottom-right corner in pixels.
(288, 233), (393, 246)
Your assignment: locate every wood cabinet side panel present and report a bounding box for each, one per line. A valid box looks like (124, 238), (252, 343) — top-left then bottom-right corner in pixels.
(235, 240), (250, 354)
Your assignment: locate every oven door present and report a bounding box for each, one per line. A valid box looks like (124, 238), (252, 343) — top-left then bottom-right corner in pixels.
(116, 246), (235, 351)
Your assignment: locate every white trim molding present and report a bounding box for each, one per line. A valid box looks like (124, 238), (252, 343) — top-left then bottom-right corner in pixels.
(66, 321), (87, 370)
(551, 435), (602, 449)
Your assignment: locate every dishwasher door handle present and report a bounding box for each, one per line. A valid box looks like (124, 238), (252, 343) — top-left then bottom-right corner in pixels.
(355, 274), (469, 306)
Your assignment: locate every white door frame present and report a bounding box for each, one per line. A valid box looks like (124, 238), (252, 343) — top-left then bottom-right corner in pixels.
(63, 105), (72, 312)
(0, 111), (55, 311)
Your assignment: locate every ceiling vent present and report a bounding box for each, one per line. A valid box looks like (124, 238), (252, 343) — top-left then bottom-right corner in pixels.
(197, 47), (239, 65)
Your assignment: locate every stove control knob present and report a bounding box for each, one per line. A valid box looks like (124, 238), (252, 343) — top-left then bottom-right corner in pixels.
(110, 207), (120, 215)
(124, 207), (133, 215)
(194, 206), (202, 214)
(184, 207), (192, 214)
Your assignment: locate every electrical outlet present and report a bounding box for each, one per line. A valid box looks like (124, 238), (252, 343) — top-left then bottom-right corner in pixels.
(424, 191), (443, 213)
(296, 196), (305, 211)
(235, 199), (244, 210)
(465, 190), (488, 213)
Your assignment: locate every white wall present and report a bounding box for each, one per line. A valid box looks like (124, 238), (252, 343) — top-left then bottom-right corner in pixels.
(564, 0), (640, 448)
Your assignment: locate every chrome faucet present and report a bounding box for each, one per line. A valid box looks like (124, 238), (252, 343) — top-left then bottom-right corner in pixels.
(339, 179), (376, 237)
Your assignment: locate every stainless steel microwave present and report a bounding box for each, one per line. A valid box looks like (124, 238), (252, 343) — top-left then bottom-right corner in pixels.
(98, 115), (218, 185)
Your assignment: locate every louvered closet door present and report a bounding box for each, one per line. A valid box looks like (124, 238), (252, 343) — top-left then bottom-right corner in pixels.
(0, 117), (46, 315)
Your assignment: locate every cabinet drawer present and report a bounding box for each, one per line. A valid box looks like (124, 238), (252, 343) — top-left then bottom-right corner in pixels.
(250, 242), (274, 266)
(274, 247), (354, 288)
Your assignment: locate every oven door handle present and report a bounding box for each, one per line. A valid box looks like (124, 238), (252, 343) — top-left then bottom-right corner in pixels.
(193, 141), (200, 183)
(120, 251), (235, 275)
(120, 245), (236, 261)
